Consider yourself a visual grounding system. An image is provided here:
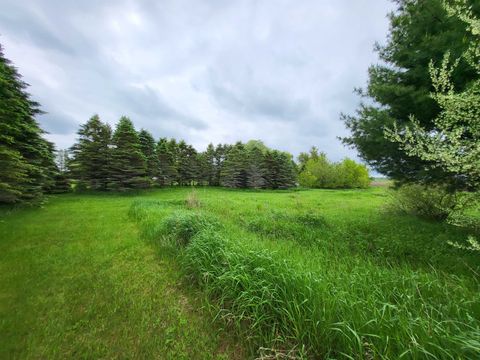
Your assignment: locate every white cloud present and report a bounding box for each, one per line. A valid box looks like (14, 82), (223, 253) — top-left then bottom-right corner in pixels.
(0, 0), (395, 161)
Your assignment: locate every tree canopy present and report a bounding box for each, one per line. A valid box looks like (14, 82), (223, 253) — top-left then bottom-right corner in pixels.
(0, 44), (56, 203)
(342, 0), (480, 187)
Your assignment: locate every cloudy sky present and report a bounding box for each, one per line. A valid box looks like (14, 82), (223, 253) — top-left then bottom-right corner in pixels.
(0, 0), (394, 161)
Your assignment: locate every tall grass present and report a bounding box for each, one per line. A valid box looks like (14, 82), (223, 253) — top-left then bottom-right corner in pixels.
(129, 190), (480, 359)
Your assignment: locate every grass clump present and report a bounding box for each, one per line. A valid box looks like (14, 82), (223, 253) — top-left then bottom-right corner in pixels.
(242, 209), (327, 245)
(162, 210), (221, 246)
(185, 189), (202, 208)
(183, 228), (480, 359)
(386, 184), (458, 220)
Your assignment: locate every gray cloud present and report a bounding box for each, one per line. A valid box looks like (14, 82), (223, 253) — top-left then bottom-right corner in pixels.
(0, 0), (394, 161)
(38, 112), (78, 135)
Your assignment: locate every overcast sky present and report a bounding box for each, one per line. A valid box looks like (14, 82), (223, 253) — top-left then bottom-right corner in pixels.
(0, 0), (394, 161)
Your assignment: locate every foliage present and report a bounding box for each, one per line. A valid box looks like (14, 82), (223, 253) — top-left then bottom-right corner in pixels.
(386, 183), (459, 220)
(69, 115), (298, 191)
(69, 114), (112, 190)
(138, 129), (158, 181)
(176, 140), (200, 186)
(298, 147), (370, 188)
(220, 141), (296, 189)
(156, 138), (177, 186)
(108, 116), (148, 190)
(0, 43), (56, 204)
(342, 0), (480, 186)
(384, 1), (480, 191)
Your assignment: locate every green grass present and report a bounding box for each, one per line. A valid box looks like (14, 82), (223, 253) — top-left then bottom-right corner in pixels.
(0, 193), (243, 359)
(1, 187), (479, 359)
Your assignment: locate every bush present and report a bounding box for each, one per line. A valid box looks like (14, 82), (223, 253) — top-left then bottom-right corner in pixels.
(387, 184), (458, 220)
(298, 148), (370, 189)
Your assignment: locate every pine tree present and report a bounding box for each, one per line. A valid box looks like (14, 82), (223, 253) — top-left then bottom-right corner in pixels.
(177, 140), (199, 185)
(385, 2), (480, 191)
(202, 143), (216, 186)
(108, 116), (148, 190)
(264, 150), (296, 189)
(156, 138), (177, 186)
(138, 129), (158, 182)
(221, 142), (248, 188)
(70, 115), (112, 190)
(42, 140), (60, 194)
(246, 144), (266, 189)
(213, 144), (229, 186)
(0, 43), (55, 203)
(342, 0), (480, 186)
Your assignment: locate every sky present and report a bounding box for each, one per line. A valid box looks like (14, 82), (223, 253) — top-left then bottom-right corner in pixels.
(0, 0), (395, 161)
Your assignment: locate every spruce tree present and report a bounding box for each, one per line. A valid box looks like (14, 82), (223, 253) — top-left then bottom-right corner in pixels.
(156, 138), (177, 186)
(0, 43), (55, 203)
(70, 115), (112, 190)
(246, 144), (266, 189)
(108, 116), (148, 190)
(138, 129), (158, 181)
(177, 140), (199, 185)
(202, 143), (216, 186)
(213, 144), (229, 186)
(263, 150), (296, 189)
(342, 0), (480, 186)
(221, 142), (248, 188)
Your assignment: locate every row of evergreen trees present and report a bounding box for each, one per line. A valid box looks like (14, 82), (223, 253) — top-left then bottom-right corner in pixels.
(67, 115), (297, 191)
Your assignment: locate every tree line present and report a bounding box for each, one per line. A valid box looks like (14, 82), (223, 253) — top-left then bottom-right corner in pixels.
(67, 115), (298, 191)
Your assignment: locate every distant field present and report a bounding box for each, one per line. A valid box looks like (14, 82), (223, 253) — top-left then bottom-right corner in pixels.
(1, 187), (479, 359)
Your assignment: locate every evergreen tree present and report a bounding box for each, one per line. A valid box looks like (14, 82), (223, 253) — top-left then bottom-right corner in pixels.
(385, 2), (480, 191)
(246, 143), (267, 189)
(70, 115), (112, 190)
(108, 116), (148, 190)
(202, 143), (216, 186)
(264, 150), (296, 189)
(342, 0), (480, 186)
(221, 142), (248, 188)
(177, 140), (199, 185)
(0, 43), (55, 203)
(42, 140), (60, 194)
(156, 138), (177, 186)
(213, 144), (229, 186)
(138, 129), (158, 181)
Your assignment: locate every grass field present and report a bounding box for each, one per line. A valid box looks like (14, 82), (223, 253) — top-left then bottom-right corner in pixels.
(1, 187), (479, 359)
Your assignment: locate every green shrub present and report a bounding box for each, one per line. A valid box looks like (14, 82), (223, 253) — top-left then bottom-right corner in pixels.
(387, 184), (458, 220)
(297, 148), (370, 189)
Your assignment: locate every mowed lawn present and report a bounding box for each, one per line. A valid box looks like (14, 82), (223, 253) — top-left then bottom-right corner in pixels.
(1, 187), (479, 359)
(0, 192), (242, 359)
